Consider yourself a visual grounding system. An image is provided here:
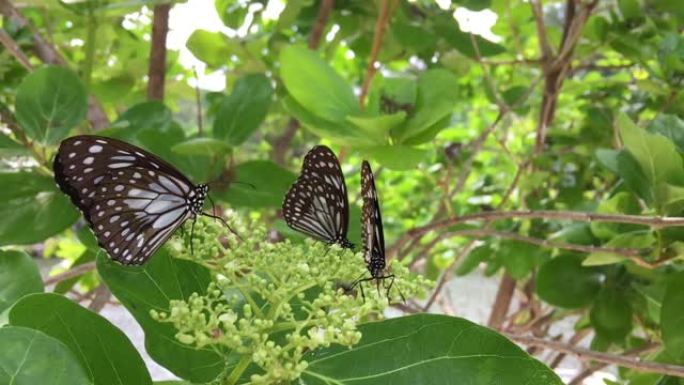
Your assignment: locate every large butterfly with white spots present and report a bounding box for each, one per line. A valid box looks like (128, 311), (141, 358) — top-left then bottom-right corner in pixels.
(282, 145), (352, 249)
(53, 135), (224, 265)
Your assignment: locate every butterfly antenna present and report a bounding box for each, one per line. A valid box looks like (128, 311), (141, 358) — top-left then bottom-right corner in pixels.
(232, 180), (256, 190)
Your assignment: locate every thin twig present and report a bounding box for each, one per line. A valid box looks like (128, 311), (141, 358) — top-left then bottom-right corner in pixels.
(44, 262), (97, 286)
(0, 29), (32, 69)
(193, 67), (203, 134)
(406, 210), (684, 241)
(445, 229), (655, 268)
(88, 284), (111, 313)
(358, 0), (397, 107)
(568, 343), (660, 385)
(307, 0), (335, 50)
(488, 274), (517, 329)
(509, 335), (681, 378)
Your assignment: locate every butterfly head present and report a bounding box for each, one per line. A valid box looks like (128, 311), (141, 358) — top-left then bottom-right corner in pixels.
(338, 238), (354, 250)
(189, 184), (209, 215)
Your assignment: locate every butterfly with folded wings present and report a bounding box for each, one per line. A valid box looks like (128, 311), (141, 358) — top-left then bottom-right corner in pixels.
(352, 161), (404, 301)
(282, 145), (353, 249)
(53, 135), (231, 265)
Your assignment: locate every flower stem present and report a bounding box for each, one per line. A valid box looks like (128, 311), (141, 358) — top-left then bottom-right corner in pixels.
(225, 354), (252, 385)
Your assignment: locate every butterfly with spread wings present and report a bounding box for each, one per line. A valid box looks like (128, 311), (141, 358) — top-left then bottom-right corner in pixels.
(352, 161), (403, 301)
(53, 135), (230, 265)
(282, 145), (353, 249)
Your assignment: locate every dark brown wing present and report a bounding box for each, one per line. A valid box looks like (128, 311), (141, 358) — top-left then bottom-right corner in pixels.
(53, 135), (197, 264)
(282, 145), (351, 247)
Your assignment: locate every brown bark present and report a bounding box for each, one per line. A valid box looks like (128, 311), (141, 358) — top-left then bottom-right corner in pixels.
(147, 3), (171, 101)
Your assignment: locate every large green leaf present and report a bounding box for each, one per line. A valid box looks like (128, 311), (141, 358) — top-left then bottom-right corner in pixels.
(301, 314), (563, 384)
(590, 286), (633, 343)
(0, 250), (43, 313)
(9, 293), (151, 385)
(215, 160), (297, 208)
(282, 96), (371, 146)
(97, 250), (228, 382)
(0, 326), (91, 385)
(280, 45), (360, 122)
(536, 254), (602, 309)
(496, 240), (545, 280)
(15, 66), (88, 144)
(214, 74), (273, 145)
(662, 271), (684, 362)
(393, 69), (458, 144)
(0, 172), (79, 245)
(359, 145), (428, 170)
(618, 113), (684, 193)
(186, 29), (243, 68)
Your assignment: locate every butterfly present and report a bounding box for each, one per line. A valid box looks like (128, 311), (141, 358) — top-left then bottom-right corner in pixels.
(282, 145), (353, 249)
(53, 135), (229, 265)
(352, 161), (403, 301)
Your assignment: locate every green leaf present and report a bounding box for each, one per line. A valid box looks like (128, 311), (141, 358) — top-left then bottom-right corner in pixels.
(171, 137), (232, 156)
(215, 0), (249, 28)
(0, 251), (43, 313)
(662, 271), (684, 362)
(496, 240), (544, 280)
(346, 112), (406, 144)
(359, 145), (428, 170)
(280, 45), (360, 122)
(186, 29), (241, 68)
(15, 66), (87, 144)
(214, 74), (273, 145)
(393, 69), (458, 144)
(584, 231), (655, 266)
(9, 293), (152, 385)
(618, 113), (684, 187)
(649, 114), (684, 154)
(456, 245), (492, 276)
(0, 133), (28, 156)
(0, 172), (79, 245)
(282, 96), (370, 145)
(97, 251), (228, 382)
(0, 326), (91, 385)
(301, 314), (563, 385)
(365, 75), (417, 116)
(215, 160), (296, 208)
(590, 286), (633, 342)
(536, 255), (602, 309)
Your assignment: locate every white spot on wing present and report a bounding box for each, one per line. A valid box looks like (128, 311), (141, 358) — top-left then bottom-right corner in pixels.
(89, 145), (103, 153)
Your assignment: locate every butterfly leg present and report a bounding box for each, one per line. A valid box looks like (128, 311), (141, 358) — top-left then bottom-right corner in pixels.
(383, 274), (406, 304)
(201, 212), (243, 241)
(189, 216), (197, 256)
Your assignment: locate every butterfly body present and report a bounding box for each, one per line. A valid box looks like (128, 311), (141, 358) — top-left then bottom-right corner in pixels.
(53, 135), (210, 265)
(283, 145), (352, 249)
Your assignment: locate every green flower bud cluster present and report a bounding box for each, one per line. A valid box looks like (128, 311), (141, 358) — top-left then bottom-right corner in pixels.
(155, 216), (432, 384)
